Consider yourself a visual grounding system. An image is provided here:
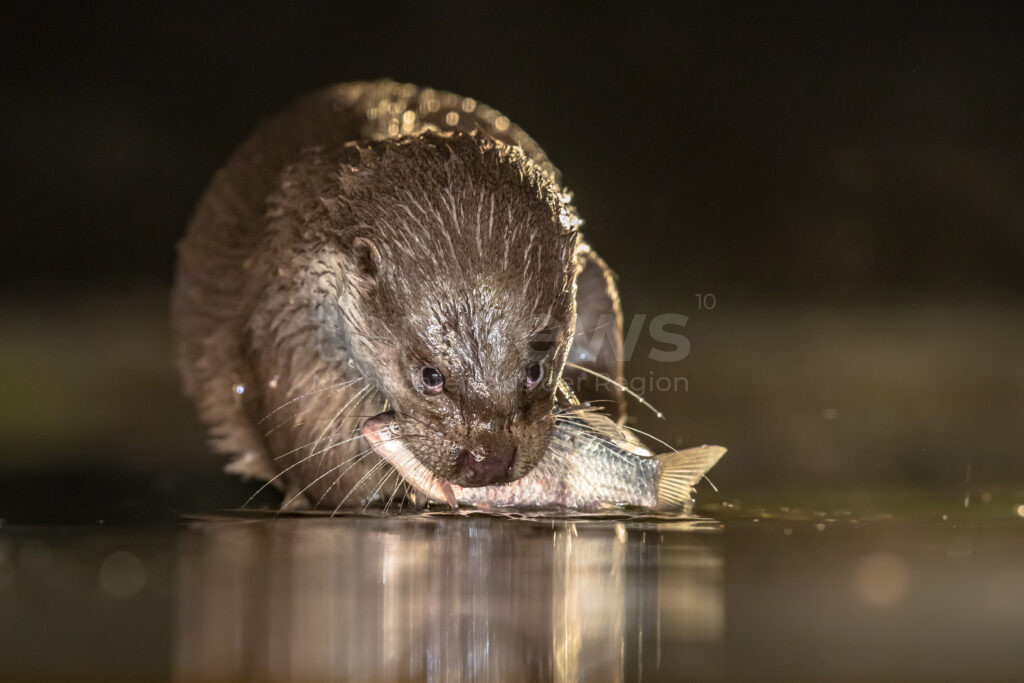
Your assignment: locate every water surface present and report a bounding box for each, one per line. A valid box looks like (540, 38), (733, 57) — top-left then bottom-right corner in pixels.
(2, 496), (1023, 681)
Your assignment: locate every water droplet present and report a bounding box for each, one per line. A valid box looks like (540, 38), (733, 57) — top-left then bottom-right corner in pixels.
(815, 523), (826, 532)
(445, 111), (460, 126)
(494, 115), (510, 131)
(268, 375), (279, 390)
(460, 98), (477, 113)
(1017, 505), (1024, 517)
(233, 383), (245, 396)
(783, 528), (793, 536)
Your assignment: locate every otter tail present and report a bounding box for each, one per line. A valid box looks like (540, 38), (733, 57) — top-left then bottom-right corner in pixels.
(655, 445), (727, 511)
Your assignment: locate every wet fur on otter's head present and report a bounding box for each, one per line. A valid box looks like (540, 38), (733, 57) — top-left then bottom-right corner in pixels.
(273, 132), (581, 486)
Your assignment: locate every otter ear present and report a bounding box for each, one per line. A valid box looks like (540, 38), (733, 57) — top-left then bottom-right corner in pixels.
(350, 237), (381, 281)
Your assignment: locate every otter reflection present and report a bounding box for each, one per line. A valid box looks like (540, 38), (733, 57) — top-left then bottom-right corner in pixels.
(174, 515), (722, 681)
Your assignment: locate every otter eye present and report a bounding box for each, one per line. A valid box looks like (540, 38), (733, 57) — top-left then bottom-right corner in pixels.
(525, 362), (544, 390)
(421, 366), (445, 394)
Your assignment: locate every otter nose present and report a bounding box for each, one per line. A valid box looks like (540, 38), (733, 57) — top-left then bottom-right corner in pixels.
(459, 444), (515, 486)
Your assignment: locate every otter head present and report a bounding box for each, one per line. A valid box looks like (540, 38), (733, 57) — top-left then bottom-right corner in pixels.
(320, 133), (581, 486)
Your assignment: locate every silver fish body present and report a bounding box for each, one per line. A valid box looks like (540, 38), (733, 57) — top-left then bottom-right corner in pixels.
(362, 411), (725, 512)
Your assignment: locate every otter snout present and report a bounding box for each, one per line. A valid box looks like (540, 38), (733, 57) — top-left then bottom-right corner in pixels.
(458, 444), (516, 486)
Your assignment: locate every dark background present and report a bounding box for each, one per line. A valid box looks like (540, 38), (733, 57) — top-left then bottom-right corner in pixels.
(2, 2), (1023, 516)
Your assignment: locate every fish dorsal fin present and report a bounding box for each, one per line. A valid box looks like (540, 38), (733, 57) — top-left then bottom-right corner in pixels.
(655, 445), (726, 510)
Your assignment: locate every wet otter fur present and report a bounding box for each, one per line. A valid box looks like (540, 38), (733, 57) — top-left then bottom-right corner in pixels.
(172, 81), (624, 509)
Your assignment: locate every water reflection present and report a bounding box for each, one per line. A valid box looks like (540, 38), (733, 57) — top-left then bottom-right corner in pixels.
(173, 514), (722, 681)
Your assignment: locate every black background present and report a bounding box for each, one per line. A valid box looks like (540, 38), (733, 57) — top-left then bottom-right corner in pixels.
(5, 2), (1023, 298)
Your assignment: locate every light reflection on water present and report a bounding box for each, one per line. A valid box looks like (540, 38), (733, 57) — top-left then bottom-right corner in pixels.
(173, 513), (723, 682)
(7, 500), (1023, 680)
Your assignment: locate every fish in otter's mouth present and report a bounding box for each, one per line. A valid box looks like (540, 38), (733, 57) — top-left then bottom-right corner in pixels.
(362, 410), (725, 513)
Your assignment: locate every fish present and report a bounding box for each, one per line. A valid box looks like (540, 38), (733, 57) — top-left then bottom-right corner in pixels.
(361, 410), (726, 512)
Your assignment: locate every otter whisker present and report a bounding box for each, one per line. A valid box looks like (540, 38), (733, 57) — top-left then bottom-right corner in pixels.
(552, 403), (606, 417)
(362, 467), (399, 512)
(263, 385), (359, 438)
(329, 391), (384, 459)
(313, 433), (426, 509)
(314, 451), (371, 509)
(554, 410), (625, 432)
(271, 432), (352, 463)
(242, 443), (337, 509)
(358, 386), (386, 426)
(332, 457), (391, 517)
(307, 383), (370, 462)
(261, 376), (365, 438)
(564, 362), (665, 420)
(277, 445), (374, 514)
(257, 377), (361, 424)
(322, 393), (378, 460)
(249, 400), (395, 509)
(297, 430), (368, 462)
(278, 433), (409, 514)
(383, 476), (404, 514)
(394, 479), (412, 512)
(270, 391), (374, 463)
(619, 423), (675, 452)
(571, 318), (613, 340)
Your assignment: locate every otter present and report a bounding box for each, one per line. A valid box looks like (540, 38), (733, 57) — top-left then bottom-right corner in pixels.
(172, 81), (625, 509)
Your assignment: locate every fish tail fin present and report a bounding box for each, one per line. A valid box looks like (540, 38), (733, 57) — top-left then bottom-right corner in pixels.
(655, 445), (726, 510)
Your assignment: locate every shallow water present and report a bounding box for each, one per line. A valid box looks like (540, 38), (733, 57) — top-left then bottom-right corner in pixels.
(2, 497), (1024, 682)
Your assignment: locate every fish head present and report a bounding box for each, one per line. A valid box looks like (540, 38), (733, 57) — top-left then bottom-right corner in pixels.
(361, 414), (457, 507)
